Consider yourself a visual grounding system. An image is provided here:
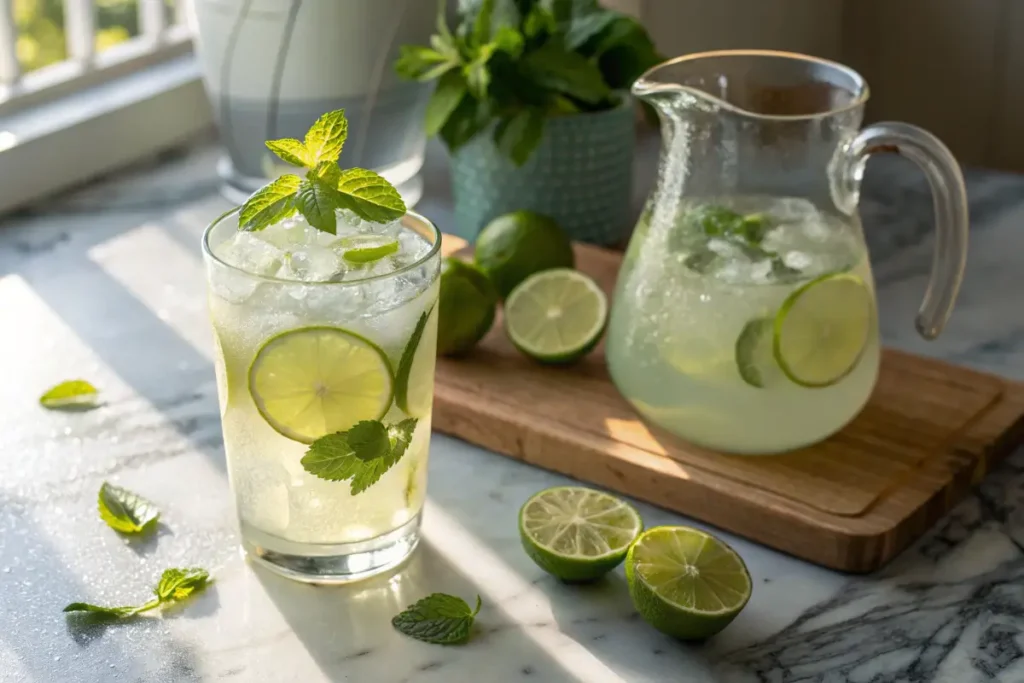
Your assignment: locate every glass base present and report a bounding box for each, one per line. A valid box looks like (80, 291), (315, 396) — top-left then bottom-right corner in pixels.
(216, 156), (425, 210)
(240, 513), (421, 584)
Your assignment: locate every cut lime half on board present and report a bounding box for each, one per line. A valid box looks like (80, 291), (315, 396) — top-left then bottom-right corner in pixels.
(519, 486), (643, 582)
(626, 526), (751, 640)
(773, 273), (872, 388)
(504, 269), (607, 364)
(248, 326), (394, 443)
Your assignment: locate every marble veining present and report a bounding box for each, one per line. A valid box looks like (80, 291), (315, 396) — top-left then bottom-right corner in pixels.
(0, 136), (1023, 682)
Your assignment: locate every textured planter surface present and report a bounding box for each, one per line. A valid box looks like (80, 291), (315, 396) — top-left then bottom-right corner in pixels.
(450, 99), (636, 245)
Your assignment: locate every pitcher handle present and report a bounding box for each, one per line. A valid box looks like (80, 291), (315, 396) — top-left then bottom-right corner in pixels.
(830, 122), (969, 340)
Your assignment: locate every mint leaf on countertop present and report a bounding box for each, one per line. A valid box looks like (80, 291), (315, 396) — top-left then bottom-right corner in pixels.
(392, 593), (482, 645)
(301, 418), (418, 495)
(97, 482), (160, 535)
(39, 380), (100, 411)
(64, 567), (211, 620)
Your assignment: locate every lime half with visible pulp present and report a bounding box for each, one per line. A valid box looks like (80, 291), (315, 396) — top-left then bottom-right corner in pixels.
(395, 305), (438, 418)
(248, 326), (394, 443)
(626, 526), (751, 640)
(520, 486), (643, 582)
(504, 269), (607, 364)
(773, 272), (872, 388)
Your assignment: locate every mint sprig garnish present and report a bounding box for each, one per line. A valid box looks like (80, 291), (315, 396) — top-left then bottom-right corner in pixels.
(392, 593), (482, 645)
(97, 482), (160, 535)
(301, 418), (418, 495)
(39, 379), (100, 411)
(64, 567), (211, 620)
(240, 109), (406, 233)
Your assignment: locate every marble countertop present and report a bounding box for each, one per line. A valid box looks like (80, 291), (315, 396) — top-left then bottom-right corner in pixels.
(2, 134), (1024, 683)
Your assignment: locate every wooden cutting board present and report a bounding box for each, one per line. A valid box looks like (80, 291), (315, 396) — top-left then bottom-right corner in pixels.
(433, 235), (1024, 573)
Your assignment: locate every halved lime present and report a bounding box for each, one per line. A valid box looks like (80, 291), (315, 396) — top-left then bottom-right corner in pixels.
(626, 526), (751, 640)
(520, 486), (643, 582)
(504, 269), (607, 364)
(734, 317), (776, 388)
(395, 305), (438, 417)
(773, 273), (872, 388)
(341, 235), (399, 264)
(248, 326), (394, 443)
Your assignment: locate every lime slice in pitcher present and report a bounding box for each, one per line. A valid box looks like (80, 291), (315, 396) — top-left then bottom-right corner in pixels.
(248, 326), (394, 443)
(734, 317), (776, 388)
(773, 273), (872, 388)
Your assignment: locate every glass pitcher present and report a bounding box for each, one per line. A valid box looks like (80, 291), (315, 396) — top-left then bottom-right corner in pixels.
(606, 50), (968, 455)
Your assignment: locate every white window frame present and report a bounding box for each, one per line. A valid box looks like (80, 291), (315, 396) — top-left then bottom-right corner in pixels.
(0, 0), (214, 215)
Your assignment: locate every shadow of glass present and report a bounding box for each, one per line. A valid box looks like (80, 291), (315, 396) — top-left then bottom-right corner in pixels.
(252, 541), (587, 682)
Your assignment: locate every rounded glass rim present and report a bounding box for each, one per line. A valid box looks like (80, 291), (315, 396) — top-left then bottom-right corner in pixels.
(201, 206), (442, 287)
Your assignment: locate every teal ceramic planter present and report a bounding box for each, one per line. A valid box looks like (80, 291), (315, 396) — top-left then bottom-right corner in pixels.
(450, 98), (635, 245)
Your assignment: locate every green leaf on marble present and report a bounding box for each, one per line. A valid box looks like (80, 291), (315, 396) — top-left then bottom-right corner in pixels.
(97, 482), (160, 535)
(392, 593), (482, 645)
(64, 567), (211, 620)
(39, 379), (100, 411)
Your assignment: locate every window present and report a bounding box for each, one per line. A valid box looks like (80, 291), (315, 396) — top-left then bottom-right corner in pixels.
(0, 0), (213, 214)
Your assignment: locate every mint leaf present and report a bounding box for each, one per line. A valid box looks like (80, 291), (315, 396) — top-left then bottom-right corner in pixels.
(494, 110), (545, 166)
(395, 45), (457, 81)
(295, 178), (338, 234)
(426, 70), (469, 136)
(524, 5), (557, 39)
(64, 567), (211, 620)
(97, 482), (160, 535)
(522, 42), (611, 104)
(345, 421), (390, 462)
(154, 567), (211, 604)
(39, 379), (99, 411)
(439, 96), (490, 151)
(465, 55), (492, 100)
(301, 418), (419, 495)
(388, 418), (418, 463)
(331, 168), (407, 224)
(303, 110), (349, 166)
(63, 602), (145, 618)
(239, 174), (301, 232)
(565, 9), (619, 51)
(471, 0), (496, 46)
(392, 593), (481, 645)
(266, 138), (313, 168)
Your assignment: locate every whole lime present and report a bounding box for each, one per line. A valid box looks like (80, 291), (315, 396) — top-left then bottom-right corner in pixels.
(437, 258), (498, 356)
(474, 211), (574, 299)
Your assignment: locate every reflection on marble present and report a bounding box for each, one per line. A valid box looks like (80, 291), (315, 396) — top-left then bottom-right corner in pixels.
(1, 136), (1023, 681)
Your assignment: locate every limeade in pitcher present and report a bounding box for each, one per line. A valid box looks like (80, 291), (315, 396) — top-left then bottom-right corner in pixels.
(607, 196), (880, 454)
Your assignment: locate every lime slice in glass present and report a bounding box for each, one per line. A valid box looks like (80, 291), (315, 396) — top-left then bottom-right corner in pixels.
(395, 305), (438, 418)
(773, 273), (872, 388)
(734, 317), (777, 388)
(248, 326), (394, 443)
(626, 526), (751, 640)
(519, 486), (643, 582)
(341, 235), (399, 264)
(504, 269), (607, 364)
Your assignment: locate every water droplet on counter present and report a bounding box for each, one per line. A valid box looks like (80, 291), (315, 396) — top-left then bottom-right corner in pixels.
(53, 656), (60, 662)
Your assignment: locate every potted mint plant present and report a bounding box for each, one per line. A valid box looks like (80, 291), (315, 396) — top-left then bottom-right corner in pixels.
(396, 0), (662, 245)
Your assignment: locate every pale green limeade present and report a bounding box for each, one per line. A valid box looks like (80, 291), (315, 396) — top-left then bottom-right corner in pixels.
(607, 196), (880, 454)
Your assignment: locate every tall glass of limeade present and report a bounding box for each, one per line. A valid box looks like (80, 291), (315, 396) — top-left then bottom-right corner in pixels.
(202, 110), (440, 581)
(607, 51), (970, 455)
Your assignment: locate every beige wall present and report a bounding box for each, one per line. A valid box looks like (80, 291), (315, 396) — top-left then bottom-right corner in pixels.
(623, 0), (1024, 171)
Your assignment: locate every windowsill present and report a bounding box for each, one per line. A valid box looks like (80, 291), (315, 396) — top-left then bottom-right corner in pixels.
(0, 48), (214, 216)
